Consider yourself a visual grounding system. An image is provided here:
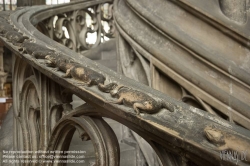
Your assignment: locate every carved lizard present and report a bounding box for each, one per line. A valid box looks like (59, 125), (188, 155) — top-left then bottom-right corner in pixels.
(45, 55), (106, 86)
(19, 40), (56, 59)
(204, 126), (250, 163)
(101, 83), (175, 114)
(5, 31), (29, 45)
(0, 21), (16, 36)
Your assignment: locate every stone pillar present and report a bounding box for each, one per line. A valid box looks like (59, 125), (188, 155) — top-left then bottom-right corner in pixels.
(0, 42), (7, 97)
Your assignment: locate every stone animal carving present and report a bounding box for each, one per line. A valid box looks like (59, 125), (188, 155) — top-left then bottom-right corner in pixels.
(98, 82), (118, 93)
(0, 22), (16, 36)
(45, 55), (106, 86)
(0, 18), (8, 24)
(45, 54), (74, 71)
(5, 31), (29, 45)
(101, 83), (174, 114)
(204, 126), (250, 163)
(0, 11), (12, 20)
(18, 40), (56, 59)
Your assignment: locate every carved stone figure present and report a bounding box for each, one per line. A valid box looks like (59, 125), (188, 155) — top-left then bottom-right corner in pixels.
(204, 126), (250, 163)
(0, 22), (16, 36)
(0, 11), (12, 20)
(45, 55), (106, 86)
(66, 65), (106, 86)
(19, 40), (56, 59)
(101, 83), (174, 114)
(0, 18), (8, 24)
(5, 31), (29, 45)
(98, 82), (118, 92)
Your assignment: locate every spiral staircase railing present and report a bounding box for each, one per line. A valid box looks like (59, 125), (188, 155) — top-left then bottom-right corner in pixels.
(0, 0), (250, 166)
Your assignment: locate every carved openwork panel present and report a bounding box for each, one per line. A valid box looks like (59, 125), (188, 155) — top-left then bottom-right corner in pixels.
(12, 56), (120, 165)
(39, 2), (115, 53)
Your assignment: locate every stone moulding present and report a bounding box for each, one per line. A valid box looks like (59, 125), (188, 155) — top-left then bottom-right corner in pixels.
(114, 0), (250, 129)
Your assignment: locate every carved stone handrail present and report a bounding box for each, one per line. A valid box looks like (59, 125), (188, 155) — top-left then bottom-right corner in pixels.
(0, 0), (250, 166)
(114, 0), (250, 129)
